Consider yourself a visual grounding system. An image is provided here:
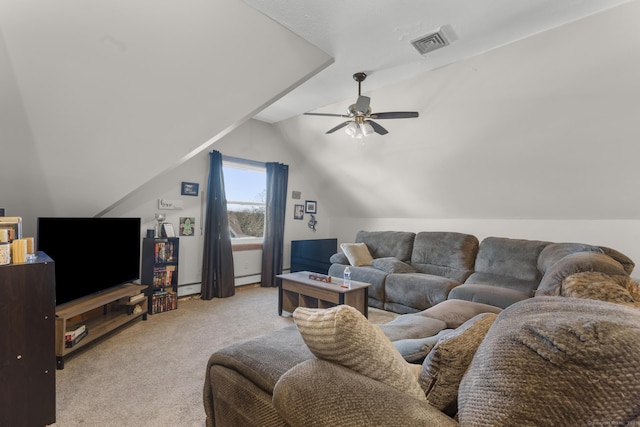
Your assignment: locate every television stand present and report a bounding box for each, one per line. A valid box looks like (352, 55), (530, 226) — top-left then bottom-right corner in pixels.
(54, 283), (148, 369)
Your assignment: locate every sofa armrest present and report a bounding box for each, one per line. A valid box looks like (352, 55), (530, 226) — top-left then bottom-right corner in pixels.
(329, 252), (349, 265)
(273, 359), (458, 427)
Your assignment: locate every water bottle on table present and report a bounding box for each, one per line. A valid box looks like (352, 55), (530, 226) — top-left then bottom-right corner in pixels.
(342, 266), (351, 288)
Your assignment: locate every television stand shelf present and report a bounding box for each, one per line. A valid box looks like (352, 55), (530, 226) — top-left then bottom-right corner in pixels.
(54, 283), (148, 370)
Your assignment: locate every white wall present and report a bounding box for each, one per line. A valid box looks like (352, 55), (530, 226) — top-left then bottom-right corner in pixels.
(108, 119), (335, 294)
(272, 1), (640, 273)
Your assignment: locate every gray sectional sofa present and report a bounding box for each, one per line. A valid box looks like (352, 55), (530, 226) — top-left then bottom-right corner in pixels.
(329, 230), (635, 313)
(204, 230), (638, 426)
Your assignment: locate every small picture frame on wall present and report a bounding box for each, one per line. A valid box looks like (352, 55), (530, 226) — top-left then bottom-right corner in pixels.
(162, 223), (176, 238)
(294, 204), (304, 220)
(305, 200), (317, 214)
(181, 182), (199, 196)
(179, 217), (195, 236)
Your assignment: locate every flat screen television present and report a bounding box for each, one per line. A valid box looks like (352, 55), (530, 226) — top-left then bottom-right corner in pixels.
(37, 217), (142, 306)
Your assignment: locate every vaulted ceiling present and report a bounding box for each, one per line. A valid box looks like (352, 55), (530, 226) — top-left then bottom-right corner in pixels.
(245, 0), (633, 123)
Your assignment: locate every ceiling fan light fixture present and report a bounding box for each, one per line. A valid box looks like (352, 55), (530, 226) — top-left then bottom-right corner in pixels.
(345, 122), (358, 137)
(344, 121), (374, 139)
(362, 121), (375, 136)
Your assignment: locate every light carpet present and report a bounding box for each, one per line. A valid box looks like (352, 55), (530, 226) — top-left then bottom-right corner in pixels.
(51, 285), (397, 427)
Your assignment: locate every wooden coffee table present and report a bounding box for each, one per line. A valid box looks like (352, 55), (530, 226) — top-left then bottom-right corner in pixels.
(277, 271), (371, 318)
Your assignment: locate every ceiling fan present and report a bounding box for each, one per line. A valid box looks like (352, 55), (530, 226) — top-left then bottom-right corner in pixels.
(304, 72), (419, 138)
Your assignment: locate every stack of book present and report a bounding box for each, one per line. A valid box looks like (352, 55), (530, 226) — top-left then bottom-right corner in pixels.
(65, 325), (88, 348)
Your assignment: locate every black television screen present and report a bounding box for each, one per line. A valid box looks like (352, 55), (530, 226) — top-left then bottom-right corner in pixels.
(37, 217), (141, 306)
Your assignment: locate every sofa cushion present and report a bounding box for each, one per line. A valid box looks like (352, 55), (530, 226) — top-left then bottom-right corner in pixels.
(473, 237), (549, 283)
(410, 232), (479, 283)
(418, 313), (498, 415)
(418, 299), (503, 329)
(392, 329), (454, 363)
(561, 271), (640, 308)
(355, 230), (416, 262)
(601, 246), (636, 275)
(292, 305), (426, 401)
(370, 257), (416, 274)
(463, 271), (539, 294)
(340, 242), (373, 267)
(536, 251), (627, 296)
(458, 297), (640, 426)
(329, 252), (348, 264)
(377, 313), (447, 341)
(447, 283), (532, 309)
(273, 359), (460, 427)
(537, 242), (603, 274)
(385, 273), (460, 313)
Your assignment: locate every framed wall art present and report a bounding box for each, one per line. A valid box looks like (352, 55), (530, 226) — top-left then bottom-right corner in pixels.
(180, 217), (195, 236)
(294, 204), (304, 220)
(305, 200), (317, 214)
(162, 223), (176, 238)
(181, 182), (199, 196)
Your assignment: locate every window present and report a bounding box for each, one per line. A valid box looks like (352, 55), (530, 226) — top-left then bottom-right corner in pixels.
(223, 158), (266, 242)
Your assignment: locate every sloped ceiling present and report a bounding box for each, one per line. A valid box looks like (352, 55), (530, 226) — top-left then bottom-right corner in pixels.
(274, 0), (640, 220)
(0, 0), (331, 225)
(246, 0), (633, 123)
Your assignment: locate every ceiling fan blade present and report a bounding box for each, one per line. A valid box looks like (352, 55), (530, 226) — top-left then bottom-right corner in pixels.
(326, 121), (352, 134)
(304, 112), (350, 118)
(355, 96), (370, 114)
(370, 111), (419, 119)
(368, 120), (388, 135)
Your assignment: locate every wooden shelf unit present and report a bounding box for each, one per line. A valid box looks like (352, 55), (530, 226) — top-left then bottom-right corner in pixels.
(55, 283), (148, 369)
(0, 253), (56, 426)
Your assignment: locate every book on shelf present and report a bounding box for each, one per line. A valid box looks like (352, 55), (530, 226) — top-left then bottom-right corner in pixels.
(152, 292), (177, 314)
(129, 293), (145, 303)
(65, 329), (88, 348)
(154, 241), (175, 263)
(117, 293), (146, 304)
(65, 324), (86, 341)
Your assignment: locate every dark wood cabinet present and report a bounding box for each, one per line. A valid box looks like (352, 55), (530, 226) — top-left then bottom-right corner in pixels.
(141, 237), (179, 314)
(0, 253), (56, 426)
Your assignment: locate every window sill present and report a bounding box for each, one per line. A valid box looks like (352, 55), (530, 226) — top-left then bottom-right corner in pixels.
(232, 242), (264, 252)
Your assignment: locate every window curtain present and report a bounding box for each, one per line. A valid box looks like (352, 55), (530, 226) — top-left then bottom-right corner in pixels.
(261, 162), (289, 287)
(201, 150), (235, 300)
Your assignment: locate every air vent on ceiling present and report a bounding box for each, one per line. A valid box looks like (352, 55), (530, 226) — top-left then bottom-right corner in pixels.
(411, 27), (451, 55)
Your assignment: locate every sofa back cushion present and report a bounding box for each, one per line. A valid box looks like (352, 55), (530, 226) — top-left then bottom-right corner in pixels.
(355, 230), (415, 262)
(472, 237), (550, 283)
(536, 251), (628, 296)
(536, 242), (604, 274)
(410, 232), (479, 283)
(458, 297), (640, 426)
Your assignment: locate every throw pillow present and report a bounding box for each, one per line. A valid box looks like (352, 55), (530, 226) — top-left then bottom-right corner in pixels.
(370, 257), (416, 274)
(561, 272), (640, 308)
(419, 312), (498, 415)
(340, 242), (374, 266)
(293, 305), (426, 401)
